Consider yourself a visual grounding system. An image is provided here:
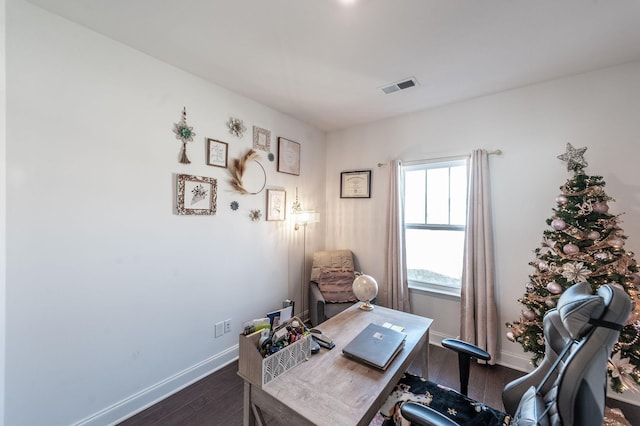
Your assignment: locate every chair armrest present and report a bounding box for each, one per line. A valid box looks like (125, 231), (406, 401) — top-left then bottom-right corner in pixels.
(441, 338), (491, 396)
(441, 338), (491, 361)
(401, 402), (461, 426)
(309, 281), (326, 327)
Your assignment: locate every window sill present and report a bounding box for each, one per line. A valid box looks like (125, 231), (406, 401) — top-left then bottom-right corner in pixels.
(408, 281), (461, 300)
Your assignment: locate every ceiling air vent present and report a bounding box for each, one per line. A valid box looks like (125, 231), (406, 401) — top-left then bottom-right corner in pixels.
(380, 77), (419, 94)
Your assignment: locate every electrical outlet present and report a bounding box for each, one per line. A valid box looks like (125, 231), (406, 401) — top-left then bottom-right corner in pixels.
(224, 319), (232, 334)
(215, 321), (224, 338)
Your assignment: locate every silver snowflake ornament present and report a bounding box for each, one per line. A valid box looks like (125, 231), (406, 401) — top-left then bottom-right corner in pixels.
(227, 117), (246, 138)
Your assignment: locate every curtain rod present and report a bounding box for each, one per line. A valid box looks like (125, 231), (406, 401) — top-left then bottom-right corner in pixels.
(377, 149), (502, 167)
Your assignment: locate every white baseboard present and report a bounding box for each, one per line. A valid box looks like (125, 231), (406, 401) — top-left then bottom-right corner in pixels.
(73, 345), (239, 426)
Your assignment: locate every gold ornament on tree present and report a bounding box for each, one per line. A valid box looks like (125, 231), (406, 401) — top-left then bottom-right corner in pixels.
(173, 107), (196, 164)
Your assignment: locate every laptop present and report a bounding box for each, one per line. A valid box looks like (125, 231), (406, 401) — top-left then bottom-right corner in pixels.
(342, 323), (406, 370)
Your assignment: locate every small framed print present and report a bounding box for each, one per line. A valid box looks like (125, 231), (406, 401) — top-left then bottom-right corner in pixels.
(266, 189), (286, 221)
(206, 138), (228, 168)
(253, 126), (271, 152)
(277, 137), (300, 176)
(177, 174), (217, 215)
(340, 170), (372, 198)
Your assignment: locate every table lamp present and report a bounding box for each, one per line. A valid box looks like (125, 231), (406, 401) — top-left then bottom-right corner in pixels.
(352, 274), (378, 311)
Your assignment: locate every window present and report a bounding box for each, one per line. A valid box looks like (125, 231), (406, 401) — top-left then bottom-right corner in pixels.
(404, 159), (467, 296)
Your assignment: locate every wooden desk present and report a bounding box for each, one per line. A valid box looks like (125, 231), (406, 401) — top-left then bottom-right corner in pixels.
(239, 304), (433, 426)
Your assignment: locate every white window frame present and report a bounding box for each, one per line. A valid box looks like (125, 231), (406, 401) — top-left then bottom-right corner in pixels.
(403, 157), (468, 298)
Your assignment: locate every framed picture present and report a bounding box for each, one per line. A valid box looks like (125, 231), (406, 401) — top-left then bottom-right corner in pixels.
(340, 170), (372, 198)
(206, 138), (228, 168)
(253, 126), (271, 152)
(277, 137), (300, 176)
(266, 189), (286, 221)
(177, 174), (217, 215)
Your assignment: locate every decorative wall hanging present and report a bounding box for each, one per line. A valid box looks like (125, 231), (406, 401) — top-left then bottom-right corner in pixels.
(253, 126), (271, 152)
(277, 137), (301, 176)
(250, 209), (262, 221)
(227, 117), (246, 138)
(176, 174), (217, 215)
(206, 138), (228, 168)
(266, 189), (286, 221)
(340, 170), (372, 198)
(173, 107), (196, 164)
(229, 149), (267, 195)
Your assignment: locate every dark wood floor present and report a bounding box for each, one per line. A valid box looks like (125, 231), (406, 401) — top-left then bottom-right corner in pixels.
(118, 344), (639, 425)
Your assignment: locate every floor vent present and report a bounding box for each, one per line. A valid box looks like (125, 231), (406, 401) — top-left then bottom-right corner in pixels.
(381, 77), (419, 94)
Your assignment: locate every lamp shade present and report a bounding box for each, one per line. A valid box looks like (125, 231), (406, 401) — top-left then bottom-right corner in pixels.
(352, 274), (378, 311)
(294, 210), (320, 225)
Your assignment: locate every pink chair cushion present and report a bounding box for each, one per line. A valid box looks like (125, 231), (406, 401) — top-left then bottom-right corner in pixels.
(317, 267), (357, 302)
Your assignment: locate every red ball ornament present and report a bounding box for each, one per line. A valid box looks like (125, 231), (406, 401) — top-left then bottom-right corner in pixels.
(551, 219), (566, 230)
(522, 309), (536, 320)
(593, 202), (609, 214)
(588, 231), (600, 240)
(546, 281), (563, 294)
(563, 243), (580, 255)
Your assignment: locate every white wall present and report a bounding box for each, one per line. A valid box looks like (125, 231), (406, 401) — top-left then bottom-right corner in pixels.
(325, 60), (640, 404)
(1, 0), (7, 424)
(4, 1), (325, 425)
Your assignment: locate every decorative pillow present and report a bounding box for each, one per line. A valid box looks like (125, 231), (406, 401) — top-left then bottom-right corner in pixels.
(317, 267), (357, 303)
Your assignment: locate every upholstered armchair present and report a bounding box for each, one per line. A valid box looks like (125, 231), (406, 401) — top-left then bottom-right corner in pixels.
(308, 249), (359, 327)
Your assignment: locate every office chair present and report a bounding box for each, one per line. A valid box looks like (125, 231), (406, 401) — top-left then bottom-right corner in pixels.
(381, 281), (632, 426)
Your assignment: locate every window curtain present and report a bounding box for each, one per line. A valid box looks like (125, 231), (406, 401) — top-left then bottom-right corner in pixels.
(383, 160), (411, 312)
(460, 149), (498, 363)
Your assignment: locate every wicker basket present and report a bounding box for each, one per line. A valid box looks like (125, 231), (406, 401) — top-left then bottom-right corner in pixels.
(238, 317), (311, 387)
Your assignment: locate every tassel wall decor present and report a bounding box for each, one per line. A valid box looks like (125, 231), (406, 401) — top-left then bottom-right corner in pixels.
(173, 106), (195, 164)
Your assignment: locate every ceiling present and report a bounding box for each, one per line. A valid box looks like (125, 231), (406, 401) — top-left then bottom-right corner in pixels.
(25, 0), (640, 131)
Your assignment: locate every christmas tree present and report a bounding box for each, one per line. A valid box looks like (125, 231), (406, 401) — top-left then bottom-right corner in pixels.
(506, 143), (640, 393)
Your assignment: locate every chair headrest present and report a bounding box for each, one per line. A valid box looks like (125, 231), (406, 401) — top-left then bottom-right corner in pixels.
(556, 281), (605, 339)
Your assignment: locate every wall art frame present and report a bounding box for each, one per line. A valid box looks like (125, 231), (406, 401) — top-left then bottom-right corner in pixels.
(206, 138), (228, 168)
(340, 170), (372, 198)
(253, 126), (271, 152)
(266, 189), (287, 221)
(277, 137), (301, 176)
(177, 174), (217, 215)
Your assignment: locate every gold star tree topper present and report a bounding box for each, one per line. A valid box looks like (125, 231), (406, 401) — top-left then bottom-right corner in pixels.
(557, 143), (588, 173)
